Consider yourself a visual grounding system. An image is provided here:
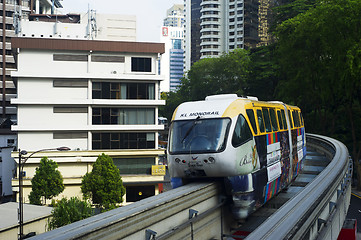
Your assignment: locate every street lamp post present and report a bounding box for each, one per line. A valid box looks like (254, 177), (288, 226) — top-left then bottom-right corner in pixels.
(18, 147), (70, 240)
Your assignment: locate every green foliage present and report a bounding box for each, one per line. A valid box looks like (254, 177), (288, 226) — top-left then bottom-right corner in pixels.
(247, 45), (279, 100)
(181, 48), (251, 101)
(81, 153), (125, 211)
(28, 190), (41, 205)
(29, 157), (64, 205)
(271, 0), (316, 32)
(159, 91), (184, 124)
(275, 0), (361, 188)
(48, 197), (92, 230)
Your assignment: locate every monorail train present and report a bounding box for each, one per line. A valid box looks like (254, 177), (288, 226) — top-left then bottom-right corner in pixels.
(167, 94), (306, 219)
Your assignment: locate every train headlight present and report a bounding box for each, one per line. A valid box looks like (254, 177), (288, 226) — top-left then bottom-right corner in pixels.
(175, 158), (181, 163)
(208, 157), (215, 163)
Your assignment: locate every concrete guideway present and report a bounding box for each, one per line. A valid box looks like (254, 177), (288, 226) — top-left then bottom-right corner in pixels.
(28, 134), (352, 239)
(29, 181), (230, 240)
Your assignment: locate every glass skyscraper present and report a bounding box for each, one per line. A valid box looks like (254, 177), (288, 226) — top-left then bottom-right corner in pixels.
(160, 4), (185, 92)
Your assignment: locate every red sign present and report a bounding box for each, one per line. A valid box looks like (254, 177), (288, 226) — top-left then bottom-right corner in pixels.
(162, 27), (168, 36)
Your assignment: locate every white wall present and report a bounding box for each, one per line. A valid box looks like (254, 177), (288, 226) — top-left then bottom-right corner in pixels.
(89, 54), (125, 75)
(17, 50), (160, 77)
(18, 50), (89, 76)
(17, 105), (88, 128)
(95, 14), (137, 41)
(17, 78), (88, 101)
(18, 132), (88, 151)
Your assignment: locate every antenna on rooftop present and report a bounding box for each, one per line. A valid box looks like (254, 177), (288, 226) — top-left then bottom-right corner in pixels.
(87, 4), (97, 40)
(13, 2), (22, 35)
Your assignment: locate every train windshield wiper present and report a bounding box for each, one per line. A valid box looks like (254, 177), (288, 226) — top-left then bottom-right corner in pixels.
(181, 116), (200, 143)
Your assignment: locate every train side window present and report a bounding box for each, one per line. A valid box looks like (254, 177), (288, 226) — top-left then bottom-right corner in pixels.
(281, 110), (288, 130)
(257, 109), (266, 133)
(296, 111), (301, 127)
(300, 112), (304, 126)
(262, 108), (272, 132)
(288, 110), (294, 128)
(246, 109), (258, 134)
(292, 111), (297, 127)
(297, 111), (302, 127)
(293, 110), (300, 127)
(232, 114), (253, 147)
(269, 108), (279, 131)
(277, 110), (284, 130)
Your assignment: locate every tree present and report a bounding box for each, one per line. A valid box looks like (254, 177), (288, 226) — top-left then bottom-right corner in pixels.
(81, 154), (125, 211)
(29, 157), (64, 205)
(270, 0), (316, 32)
(181, 48), (251, 101)
(247, 45), (279, 100)
(159, 91), (184, 124)
(48, 197), (92, 230)
(275, 0), (361, 189)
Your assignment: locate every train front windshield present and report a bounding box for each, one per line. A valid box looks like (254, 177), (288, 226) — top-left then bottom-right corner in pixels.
(169, 118), (231, 154)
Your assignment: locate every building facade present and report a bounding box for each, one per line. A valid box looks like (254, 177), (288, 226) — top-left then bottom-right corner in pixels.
(0, 1), (139, 201)
(0, 0), (63, 201)
(11, 37), (166, 204)
(160, 4), (185, 92)
(184, 0), (272, 70)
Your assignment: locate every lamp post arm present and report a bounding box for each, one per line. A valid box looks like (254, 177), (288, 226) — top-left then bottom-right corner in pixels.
(19, 147), (70, 171)
(17, 146), (70, 240)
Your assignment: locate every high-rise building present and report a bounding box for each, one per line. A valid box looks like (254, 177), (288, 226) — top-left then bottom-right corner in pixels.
(184, 0), (201, 71)
(163, 4), (184, 28)
(160, 4), (185, 92)
(184, 0), (271, 70)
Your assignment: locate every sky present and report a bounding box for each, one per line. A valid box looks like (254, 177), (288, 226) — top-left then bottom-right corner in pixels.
(60, 0), (183, 42)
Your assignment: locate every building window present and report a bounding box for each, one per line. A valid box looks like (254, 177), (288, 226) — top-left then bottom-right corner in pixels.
(91, 55), (125, 63)
(92, 132), (155, 150)
(92, 82), (155, 100)
(92, 108), (155, 125)
(53, 132), (88, 139)
(7, 139), (15, 146)
(131, 57), (151, 72)
(53, 80), (88, 87)
(172, 39), (182, 49)
(54, 107), (88, 113)
(113, 157), (155, 175)
(53, 54), (88, 62)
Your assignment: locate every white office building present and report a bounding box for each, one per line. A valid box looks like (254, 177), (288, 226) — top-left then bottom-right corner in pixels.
(11, 37), (166, 204)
